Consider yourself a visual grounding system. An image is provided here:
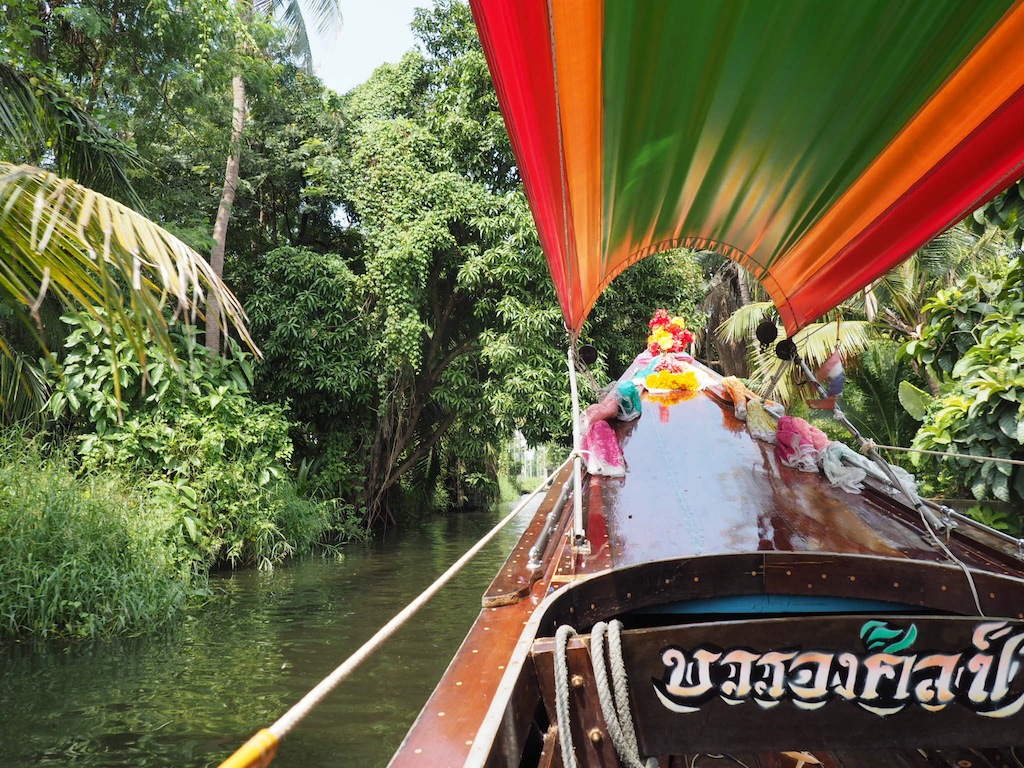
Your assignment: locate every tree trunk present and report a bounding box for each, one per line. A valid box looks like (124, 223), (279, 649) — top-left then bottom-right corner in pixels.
(206, 74), (247, 352)
(734, 261), (750, 306)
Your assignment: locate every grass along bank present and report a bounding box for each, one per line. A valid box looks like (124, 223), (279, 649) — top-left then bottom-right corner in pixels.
(0, 434), (194, 639)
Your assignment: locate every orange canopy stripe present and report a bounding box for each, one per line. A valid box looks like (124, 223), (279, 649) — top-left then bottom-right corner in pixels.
(471, 1), (1024, 334)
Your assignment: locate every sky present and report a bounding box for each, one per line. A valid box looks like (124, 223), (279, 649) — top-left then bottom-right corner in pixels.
(308, 0), (426, 95)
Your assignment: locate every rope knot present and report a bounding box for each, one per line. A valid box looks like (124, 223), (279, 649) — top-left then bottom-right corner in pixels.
(860, 438), (877, 455)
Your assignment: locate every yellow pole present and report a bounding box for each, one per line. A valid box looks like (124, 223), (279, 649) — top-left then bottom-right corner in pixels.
(215, 462), (568, 768)
(218, 728), (279, 768)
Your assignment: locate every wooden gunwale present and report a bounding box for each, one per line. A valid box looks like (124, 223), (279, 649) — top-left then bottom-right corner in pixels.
(483, 463), (574, 608)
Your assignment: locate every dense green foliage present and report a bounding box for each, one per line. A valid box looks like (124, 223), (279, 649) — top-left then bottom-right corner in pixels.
(49, 314), (344, 569)
(1, 0), (703, 638)
(905, 258), (1024, 505)
(0, 431), (196, 638)
(241, 2), (705, 525)
(837, 342), (925, 454)
(7, 0), (1021, 647)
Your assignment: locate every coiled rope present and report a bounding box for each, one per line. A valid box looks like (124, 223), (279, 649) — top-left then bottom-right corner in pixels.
(553, 621), (656, 768)
(591, 621), (658, 768)
(554, 624), (579, 768)
(218, 457), (573, 768)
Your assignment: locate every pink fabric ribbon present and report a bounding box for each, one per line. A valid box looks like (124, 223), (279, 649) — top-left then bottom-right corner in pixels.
(775, 415), (829, 472)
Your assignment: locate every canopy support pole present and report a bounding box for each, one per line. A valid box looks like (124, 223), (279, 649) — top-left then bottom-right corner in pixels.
(567, 344), (589, 554)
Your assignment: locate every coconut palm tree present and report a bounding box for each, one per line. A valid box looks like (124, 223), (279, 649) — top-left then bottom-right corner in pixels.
(865, 223), (1004, 342)
(0, 162), (254, 357)
(205, 0), (342, 351)
(1, 60), (253, 362)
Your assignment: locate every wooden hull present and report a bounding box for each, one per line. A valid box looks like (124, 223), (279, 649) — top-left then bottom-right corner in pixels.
(390, 364), (1024, 767)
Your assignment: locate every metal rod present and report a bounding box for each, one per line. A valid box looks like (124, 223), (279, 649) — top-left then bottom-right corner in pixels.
(762, 359), (790, 400)
(529, 476), (572, 569)
(567, 344), (588, 551)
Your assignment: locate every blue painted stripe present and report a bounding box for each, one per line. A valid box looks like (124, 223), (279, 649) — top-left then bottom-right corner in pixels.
(636, 594), (919, 615)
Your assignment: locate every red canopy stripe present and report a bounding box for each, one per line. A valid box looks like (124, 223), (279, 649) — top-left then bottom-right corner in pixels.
(782, 84), (1024, 330)
(770, 0), (1024, 329)
(469, 0), (576, 321)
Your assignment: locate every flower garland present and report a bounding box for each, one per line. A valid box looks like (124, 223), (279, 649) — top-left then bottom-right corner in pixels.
(644, 368), (699, 392)
(647, 308), (694, 355)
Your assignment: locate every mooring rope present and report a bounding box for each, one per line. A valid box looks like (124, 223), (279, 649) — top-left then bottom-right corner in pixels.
(218, 457), (573, 768)
(863, 441), (1024, 467)
(554, 624), (580, 768)
(590, 620), (657, 768)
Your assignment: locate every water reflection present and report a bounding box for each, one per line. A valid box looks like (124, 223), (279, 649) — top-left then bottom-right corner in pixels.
(0, 502), (535, 767)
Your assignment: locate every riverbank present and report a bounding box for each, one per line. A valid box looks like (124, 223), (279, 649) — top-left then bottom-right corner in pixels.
(0, 504), (535, 767)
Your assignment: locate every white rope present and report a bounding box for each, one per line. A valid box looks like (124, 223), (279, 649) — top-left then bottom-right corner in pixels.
(590, 621), (657, 768)
(266, 458), (572, 740)
(827, 402), (986, 617)
(870, 442), (1024, 467)
(554, 624), (579, 768)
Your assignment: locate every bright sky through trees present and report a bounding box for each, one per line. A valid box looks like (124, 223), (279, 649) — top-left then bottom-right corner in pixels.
(309, 0), (423, 94)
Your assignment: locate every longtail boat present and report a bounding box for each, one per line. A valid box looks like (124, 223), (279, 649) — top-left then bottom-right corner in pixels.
(385, 1), (1024, 766)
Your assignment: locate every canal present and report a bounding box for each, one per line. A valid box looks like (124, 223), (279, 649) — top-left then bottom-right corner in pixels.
(0, 500), (536, 767)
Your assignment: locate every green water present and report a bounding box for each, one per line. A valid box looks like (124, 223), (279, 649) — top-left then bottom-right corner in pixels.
(0, 503), (535, 767)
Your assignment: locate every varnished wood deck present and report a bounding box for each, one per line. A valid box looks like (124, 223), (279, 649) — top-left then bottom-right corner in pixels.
(390, 368), (1024, 767)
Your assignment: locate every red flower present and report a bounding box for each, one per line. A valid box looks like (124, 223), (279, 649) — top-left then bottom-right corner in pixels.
(648, 308), (672, 330)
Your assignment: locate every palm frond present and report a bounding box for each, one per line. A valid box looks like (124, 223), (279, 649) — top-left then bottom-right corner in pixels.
(0, 351), (48, 428)
(839, 342), (921, 449)
(0, 63), (143, 208)
(0, 163), (257, 360)
(281, 0), (315, 71)
(717, 300), (775, 343)
(266, 0), (342, 72)
(916, 228), (963, 277)
(0, 64), (47, 159)
(792, 320), (871, 368)
(294, 0), (342, 38)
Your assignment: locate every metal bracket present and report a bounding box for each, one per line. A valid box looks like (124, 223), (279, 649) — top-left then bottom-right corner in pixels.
(572, 534), (591, 555)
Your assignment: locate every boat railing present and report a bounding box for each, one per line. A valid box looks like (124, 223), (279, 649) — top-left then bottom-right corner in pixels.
(528, 472), (572, 571)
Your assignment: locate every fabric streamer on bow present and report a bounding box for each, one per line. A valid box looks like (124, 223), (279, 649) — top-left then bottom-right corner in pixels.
(821, 442), (868, 492)
(720, 376), (751, 419)
(807, 348), (845, 410)
(581, 419), (625, 477)
(821, 441), (919, 496)
(614, 381), (642, 421)
(579, 381), (643, 477)
(775, 416), (829, 472)
(745, 399), (779, 444)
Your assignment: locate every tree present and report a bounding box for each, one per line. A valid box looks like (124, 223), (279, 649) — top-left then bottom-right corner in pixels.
(237, 1), (708, 526)
(204, 0), (341, 352)
(905, 258), (1024, 506)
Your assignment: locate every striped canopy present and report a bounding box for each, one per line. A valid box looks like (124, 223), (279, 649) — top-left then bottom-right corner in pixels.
(470, 0), (1024, 333)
